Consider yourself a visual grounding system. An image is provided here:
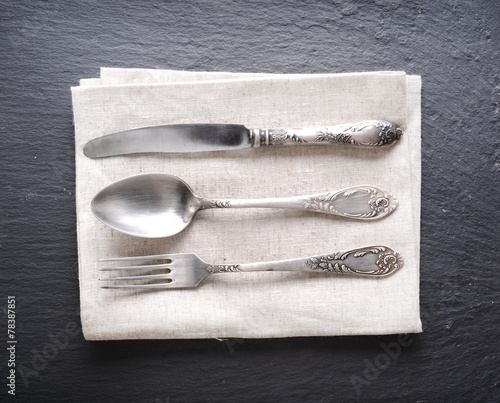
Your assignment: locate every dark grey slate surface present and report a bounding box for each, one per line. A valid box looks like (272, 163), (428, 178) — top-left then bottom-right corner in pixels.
(1, 1), (498, 401)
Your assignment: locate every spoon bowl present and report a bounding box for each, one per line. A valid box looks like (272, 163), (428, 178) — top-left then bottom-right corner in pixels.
(91, 174), (201, 238)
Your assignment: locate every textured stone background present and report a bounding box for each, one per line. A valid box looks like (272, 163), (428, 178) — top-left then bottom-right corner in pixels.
(1, 1), (498, 401)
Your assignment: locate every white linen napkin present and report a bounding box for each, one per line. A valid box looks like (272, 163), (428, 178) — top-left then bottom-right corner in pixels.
(72, 69), (422, 340)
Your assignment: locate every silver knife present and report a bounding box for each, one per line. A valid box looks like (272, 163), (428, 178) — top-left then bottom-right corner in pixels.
(83, 120), (402, 158)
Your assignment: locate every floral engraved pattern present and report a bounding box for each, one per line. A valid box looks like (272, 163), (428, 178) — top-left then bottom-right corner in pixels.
(375, 252), (403, 275)
(315, 130), (354, 144)
(298, 186), (396, 219)
(305, 246), (403, 276)
(261, 121), (401, 148)
(305, 255), (358, 274)
(300, 191), (344, 214)
(268, 129), (307, 145)
(200, 199), (231, 209)
(315, 121), (402, 146)
(369, 197), (390, 213)
(378, 124), (403, 145)
(207, 264), (240, 273)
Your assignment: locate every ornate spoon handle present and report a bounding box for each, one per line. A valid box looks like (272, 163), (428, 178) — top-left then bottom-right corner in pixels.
(207, 246), (403, 277)
(250, 120), (402, 147)
(199, 186), (397, 220)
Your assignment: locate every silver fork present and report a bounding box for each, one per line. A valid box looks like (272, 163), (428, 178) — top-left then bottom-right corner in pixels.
(100, 246), (403, 289)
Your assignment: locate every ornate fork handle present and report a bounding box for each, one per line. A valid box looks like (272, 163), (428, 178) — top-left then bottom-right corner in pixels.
(208, 246), (403, 277)
(200, 186), (397, 220)
(250, 120), (402, 148)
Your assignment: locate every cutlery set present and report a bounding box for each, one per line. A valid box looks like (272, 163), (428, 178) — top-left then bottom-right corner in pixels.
(86, 119), (404, 289)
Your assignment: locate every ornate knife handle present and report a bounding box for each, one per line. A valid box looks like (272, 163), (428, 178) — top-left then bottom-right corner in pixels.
(200, 185), (397, 220)
(250, 120), (402, 148)
(233, 246), (403, 277)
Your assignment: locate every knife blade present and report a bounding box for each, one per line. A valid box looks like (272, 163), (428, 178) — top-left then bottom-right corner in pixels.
(83, 120), (402, 158)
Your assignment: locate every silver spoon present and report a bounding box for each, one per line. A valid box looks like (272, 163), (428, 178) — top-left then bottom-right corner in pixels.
(91, 173), (398, 238)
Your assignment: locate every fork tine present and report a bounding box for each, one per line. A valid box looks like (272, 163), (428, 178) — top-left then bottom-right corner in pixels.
(99, 252), (206, 290)
(100, 274), (172, 281)
(99, 263), (172, 271)
(99, 253), (177, 262)
(101, 283), (180, 289)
